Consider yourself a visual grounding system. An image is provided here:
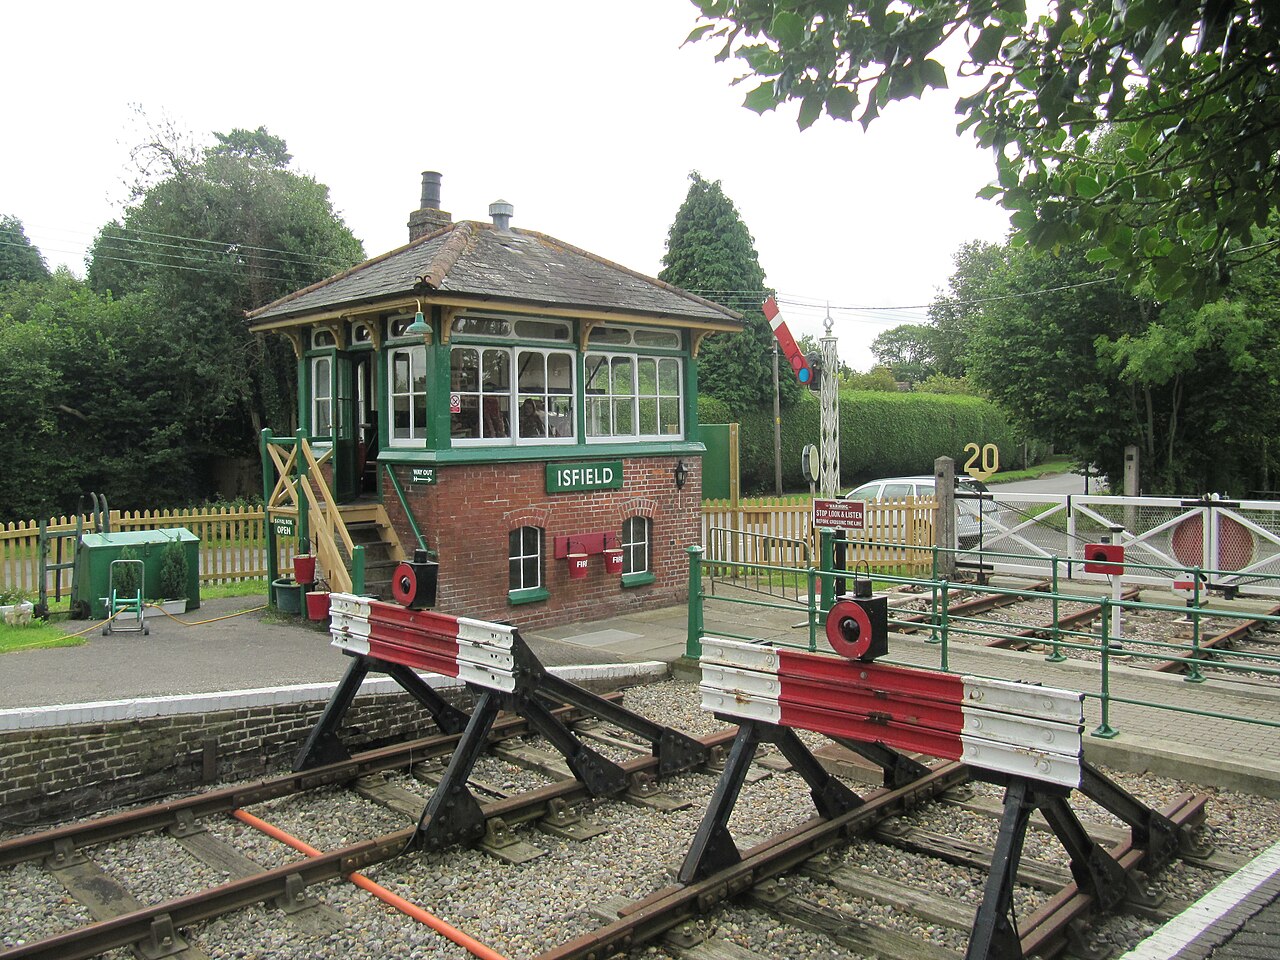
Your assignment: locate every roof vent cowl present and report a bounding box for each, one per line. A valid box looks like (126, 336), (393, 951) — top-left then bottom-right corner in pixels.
(489, 200), (514, 231)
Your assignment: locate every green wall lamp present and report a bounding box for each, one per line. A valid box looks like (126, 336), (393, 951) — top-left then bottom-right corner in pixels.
(406, 299), (431, 341)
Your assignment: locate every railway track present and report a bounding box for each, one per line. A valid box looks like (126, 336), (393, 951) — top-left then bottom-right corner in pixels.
(886, 582), (1280, 683)
(2, 691), (1228, 960)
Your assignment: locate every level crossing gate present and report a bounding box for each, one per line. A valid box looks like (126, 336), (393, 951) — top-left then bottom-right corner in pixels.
(959, 492), (1280, 597)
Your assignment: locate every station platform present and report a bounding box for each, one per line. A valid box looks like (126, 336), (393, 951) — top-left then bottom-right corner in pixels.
(10, 590), (1280, 797)
(7, 588), (1279, 959)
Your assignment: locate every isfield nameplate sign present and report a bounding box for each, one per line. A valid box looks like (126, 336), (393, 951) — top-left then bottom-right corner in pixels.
(546, 461), (624, 493)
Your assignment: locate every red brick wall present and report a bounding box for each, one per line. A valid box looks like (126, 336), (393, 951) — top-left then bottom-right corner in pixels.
(382, 456), (700, 630)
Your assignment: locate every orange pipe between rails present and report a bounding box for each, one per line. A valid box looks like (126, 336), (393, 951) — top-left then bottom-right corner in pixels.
(232, 808), (509, 960)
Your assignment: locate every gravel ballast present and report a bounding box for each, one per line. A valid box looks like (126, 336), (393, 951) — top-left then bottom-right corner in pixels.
(3, 678), (1278, 960)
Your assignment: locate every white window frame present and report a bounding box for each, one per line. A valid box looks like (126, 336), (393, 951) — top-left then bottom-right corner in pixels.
(311, 355), (333, 439)
(450, 344), (575, 446)
(388, 344), (428, 447)
(621, 517), (651, 576)
(584, 351), (683, 442)
(509, 526), (543, 592)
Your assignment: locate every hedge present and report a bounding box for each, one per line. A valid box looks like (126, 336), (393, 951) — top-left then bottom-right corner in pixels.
(699, 391), (1019, 493)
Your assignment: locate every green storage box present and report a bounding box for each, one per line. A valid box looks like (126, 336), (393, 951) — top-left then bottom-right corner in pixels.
(73, 529), (201, 620)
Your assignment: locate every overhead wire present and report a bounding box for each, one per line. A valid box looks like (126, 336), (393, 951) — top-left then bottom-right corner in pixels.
(23, 219), (350, 270)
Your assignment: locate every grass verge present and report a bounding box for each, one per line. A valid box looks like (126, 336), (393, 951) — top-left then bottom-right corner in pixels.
(986, 456), (1078, 484)
(200, 578), (270, 600)
(0, 620), (84, 653)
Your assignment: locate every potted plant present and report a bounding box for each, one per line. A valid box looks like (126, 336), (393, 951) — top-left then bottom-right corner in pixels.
(157, 538), (189, 614)
(0, 587), (35, 626)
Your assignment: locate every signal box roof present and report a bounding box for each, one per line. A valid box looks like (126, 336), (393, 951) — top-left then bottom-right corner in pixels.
(247, 220), (743, 333)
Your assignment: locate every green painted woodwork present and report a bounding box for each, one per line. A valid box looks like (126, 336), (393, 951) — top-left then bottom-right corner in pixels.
(701, 424), (732, 500)
(74, 529), (201, 620)
(334, 352), (359, 501)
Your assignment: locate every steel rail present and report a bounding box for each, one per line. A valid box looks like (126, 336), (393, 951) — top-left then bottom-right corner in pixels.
(988, 587), (1141, 651)
(534, 761), (969, 960)
(0, 697), (619, 870)
(1018, 792), (1208, 957)
(894, 580), (1052, 634)
(535, 769), (1209, 960)
(0, 726), (737, 960)
(1148, 602), (1280, 675)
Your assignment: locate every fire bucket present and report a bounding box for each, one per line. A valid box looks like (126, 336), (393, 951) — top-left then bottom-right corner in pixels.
(305, 590), (331, 621)
(293, 554), (316, 585)
(568, 553), (589, 580)
(603, 548), (624, 575)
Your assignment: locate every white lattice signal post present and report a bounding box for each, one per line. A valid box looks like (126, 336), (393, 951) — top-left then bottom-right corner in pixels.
(819, 312), (840, 499)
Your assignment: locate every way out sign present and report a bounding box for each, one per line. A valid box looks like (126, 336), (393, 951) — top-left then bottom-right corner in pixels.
(813, 498), (864, 530)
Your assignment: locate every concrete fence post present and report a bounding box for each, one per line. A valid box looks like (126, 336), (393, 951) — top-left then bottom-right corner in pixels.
(934, 456), (956, 579)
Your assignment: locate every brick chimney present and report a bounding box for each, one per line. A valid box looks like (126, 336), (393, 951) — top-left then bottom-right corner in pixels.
(407, 170), (452, 240)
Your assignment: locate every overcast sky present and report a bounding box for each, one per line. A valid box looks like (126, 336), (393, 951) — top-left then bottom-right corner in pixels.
(3, 1), (1011, 369)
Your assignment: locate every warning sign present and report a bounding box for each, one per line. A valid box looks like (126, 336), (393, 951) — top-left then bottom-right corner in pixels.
(449, 393), (461, 414)
(813, 498), (865, 530)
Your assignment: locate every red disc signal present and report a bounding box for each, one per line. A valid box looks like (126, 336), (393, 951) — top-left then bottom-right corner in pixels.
(827, 599), (874, 660)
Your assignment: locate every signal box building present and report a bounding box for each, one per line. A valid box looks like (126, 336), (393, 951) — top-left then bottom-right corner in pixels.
(248, 173), (742, 630)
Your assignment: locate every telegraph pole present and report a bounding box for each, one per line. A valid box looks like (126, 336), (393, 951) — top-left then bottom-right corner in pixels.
(773, 340), (782, 495)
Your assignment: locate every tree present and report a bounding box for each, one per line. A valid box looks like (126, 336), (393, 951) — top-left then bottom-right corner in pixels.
(688, 1), (1280, 302)
(659, 172), (799, 408)
(0, 273), (199, 519)
(88, 122), (365, 457)
(839, 365), (898, 392)
(870, 323), (940, 383)
(958, 236), (1280, 494)
(0, 215), (50, 285)
(926, 240), (1009, 379)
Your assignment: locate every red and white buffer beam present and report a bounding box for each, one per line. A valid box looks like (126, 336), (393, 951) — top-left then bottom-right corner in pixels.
(699, 637), (1084, 788)
(329, 593), (516, 692)
(763, 296), (812, 385)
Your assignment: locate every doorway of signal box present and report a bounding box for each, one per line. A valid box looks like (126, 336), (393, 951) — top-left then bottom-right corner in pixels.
(334, 351), (378, 502)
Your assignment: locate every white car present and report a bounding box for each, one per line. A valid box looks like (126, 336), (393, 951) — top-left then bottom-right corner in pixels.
(842, 475), (1000, 548)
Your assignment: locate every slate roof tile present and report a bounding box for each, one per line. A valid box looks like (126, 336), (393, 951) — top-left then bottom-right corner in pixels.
(248, 221), (741, 327)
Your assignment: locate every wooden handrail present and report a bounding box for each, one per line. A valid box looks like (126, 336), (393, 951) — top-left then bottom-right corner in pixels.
(263, 436), (356, 594)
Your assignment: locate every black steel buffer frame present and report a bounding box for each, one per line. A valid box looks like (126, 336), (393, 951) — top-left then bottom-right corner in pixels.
(682, 714), (1210, 960)
(294, 624), (708, 851)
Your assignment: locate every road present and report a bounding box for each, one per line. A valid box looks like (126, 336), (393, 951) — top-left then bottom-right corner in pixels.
(990, 471), (1101, 496)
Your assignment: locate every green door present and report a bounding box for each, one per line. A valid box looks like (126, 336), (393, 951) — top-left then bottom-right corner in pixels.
(334, 353), (359, 502)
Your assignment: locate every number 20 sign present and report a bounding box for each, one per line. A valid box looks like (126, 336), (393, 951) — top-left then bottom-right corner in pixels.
(964, 442), (999, 481)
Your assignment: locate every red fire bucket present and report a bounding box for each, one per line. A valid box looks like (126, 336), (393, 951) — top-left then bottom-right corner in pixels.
(293, 554), (316, 585)
(568, 554), (589, 580)
(305, 590), (330, 621)
(603, 548), (624, 575)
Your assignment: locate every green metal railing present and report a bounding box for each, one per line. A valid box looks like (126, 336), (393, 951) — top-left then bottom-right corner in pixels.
(686, 542), (1280, 740)
(384, 464), (427, 553)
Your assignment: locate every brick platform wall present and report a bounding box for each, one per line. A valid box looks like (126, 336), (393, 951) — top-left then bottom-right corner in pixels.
(384, 455), (701, 630)
(0, 690), (458, 824)
(0, 671), (646, 824)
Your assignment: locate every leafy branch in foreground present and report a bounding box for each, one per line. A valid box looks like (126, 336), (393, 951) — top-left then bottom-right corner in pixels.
(689, 1), (1280, 302)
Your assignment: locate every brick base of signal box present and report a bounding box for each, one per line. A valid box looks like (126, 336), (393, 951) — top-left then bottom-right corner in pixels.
(381, 456), (701, 632)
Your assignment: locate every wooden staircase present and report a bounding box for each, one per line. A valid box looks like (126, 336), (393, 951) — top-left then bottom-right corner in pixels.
(344, 519), (401, 599)
(263, 433), (404, 596)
